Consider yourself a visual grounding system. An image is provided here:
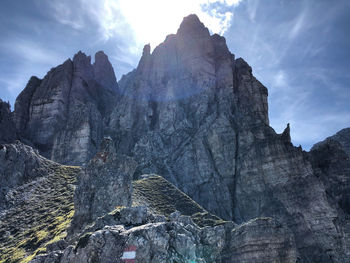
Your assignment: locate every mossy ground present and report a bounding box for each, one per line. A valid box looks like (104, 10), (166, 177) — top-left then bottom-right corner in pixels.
(1, 171), (223, 262)
(132, 175), (225, 227)
(0, 164), (80, 263)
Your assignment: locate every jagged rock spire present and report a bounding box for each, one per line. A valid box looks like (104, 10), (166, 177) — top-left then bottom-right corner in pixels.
(281, 123), (291, 143)
(177, 14), (209, 37)
(93, 51), (117, 90)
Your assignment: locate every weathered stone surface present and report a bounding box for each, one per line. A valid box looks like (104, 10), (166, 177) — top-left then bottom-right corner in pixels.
(222, 217), (296, 263)
(0, 99), (17, 143)
(105, 15), (349, 262)
(231, 124), (350, 262)
(13, 76), (41, 134)
(109, 14), (268, 222)
(0, 141), (51, 210)
(13, 51), (118, 165)
(69, 137), (137, 234)
(93, 51), (117, 91)
(309, 136), (350, 258)
(0, 142), (79, 262)
(33, 208), (296, 263)
(312, 127), (350, 157)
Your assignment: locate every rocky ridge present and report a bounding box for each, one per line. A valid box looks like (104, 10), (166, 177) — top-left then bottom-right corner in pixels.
(312, 127), (350, 156)
(0, 142), (79, 262)
(0, 141), (297, 262)
(32, 139), (296, 263)
(12, 51), (118, 165)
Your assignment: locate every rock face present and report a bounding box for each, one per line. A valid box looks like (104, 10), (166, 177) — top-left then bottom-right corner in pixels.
(109, 14), (268, 222)
(312, 127), (350, 157)
(231, 126), (347, 262)
(0, 141), (80, 263)
(1, 14), (349, 263)
(0, 141), (51, 210)
(33, 208), (296, 263)
(0, 99), (17, 144)
(70, 137), (137, 234)
(224, 217), (296, 262)
(106, 15), (349, 262)
(12, 51), (118, 165)
(309, 137), (350, 257)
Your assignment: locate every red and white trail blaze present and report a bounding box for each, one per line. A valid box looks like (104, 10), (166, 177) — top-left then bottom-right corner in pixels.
(121, 245), (137, 263)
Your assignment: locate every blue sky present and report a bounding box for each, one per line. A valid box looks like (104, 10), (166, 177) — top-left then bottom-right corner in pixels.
(0, 0), (349, 150)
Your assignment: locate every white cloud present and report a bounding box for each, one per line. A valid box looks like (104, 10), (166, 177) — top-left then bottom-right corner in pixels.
(48, 1), (85, 29)
(246, 0), (259, 21)
(0, 38), (65, 105)
(289, 11), (306, 39)
(49, 0), (243, 52)
(273, 70), (288, 88)
(102, 0), (241, 49)
(1, 40), (62, 66)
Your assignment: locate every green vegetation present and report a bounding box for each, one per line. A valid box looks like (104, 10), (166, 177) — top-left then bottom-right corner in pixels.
(0, 164), (80, 263)
(132, 175), (225, 227)
(0, 169), (224, 262)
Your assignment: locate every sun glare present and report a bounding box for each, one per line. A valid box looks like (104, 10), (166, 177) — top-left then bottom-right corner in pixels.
(104, 0), (241, 51)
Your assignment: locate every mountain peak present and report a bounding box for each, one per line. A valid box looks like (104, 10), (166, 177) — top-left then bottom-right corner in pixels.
(94, 50), (108, 62)
(93, 51), (117, 90)
(177, 14), (209, 36)
(73, 50), (91, 64)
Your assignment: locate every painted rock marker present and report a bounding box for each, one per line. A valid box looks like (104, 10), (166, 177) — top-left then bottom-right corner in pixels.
(121, 245), (137, 263)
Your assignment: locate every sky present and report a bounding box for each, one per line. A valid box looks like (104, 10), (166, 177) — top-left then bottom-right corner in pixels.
(0, 0), (349, 150)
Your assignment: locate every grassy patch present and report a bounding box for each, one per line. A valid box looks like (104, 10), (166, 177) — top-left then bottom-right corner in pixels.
(1, 169), (224, 262)
(132, 175), (225, 227)
(0, 164), (80, 263)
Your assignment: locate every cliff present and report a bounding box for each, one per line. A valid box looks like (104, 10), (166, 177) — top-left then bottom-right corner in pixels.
(13, 51), (118, 165)
(0, 14), (349, 262)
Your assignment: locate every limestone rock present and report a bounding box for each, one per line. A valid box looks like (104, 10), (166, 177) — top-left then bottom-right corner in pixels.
(281, 123), (291, 143)
(309, 136), (350, 257)
(13, 52), (118, 165)
(0, 142), (79, 263)
(70, 137), (137, 234)
(312, 127), (350, 157)
(223, 217), (296, 262)
(0, 99), (17, 143)
(13, 76), (41, 134)
(0, 141), (51, 210)
(33, 209), (296, 263)
(93, 51), (117, 91)
(232, 125), (348, 262)
(95, 15), (350, 261)
(109, 14), (269, 222)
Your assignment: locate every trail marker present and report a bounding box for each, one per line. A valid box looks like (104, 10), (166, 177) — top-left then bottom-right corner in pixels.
(121, 245), (137, 263)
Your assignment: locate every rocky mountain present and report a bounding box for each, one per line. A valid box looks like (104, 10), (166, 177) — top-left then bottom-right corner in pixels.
(0, 141), (297, 263)
(0, 14), (349, 262)
(312, 127), (350, 157)
(0, 99), (17, 144)
(12, 51), (118, 165)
